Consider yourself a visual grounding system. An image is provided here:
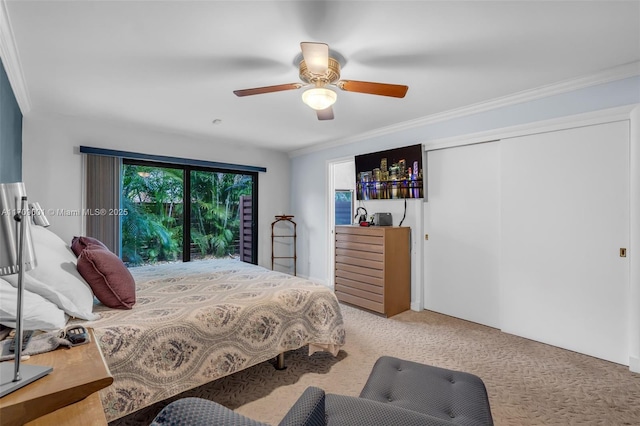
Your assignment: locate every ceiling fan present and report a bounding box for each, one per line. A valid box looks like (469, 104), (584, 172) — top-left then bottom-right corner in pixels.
(233, 42), (409, 120)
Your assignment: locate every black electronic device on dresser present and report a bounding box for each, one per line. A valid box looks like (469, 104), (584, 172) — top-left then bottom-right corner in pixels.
(354, 207), (368, 225)
(353, 207), (367, 223)
(373, 212), (392, 226)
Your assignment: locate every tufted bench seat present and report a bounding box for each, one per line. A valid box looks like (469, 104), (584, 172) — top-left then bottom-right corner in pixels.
(151, 356), (493, 426)
(354, 356), (494, 425)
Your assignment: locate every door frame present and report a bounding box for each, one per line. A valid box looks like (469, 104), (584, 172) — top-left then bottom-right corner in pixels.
(326, 156), (355, 289)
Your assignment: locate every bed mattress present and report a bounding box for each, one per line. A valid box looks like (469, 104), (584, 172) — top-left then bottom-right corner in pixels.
(75, 259), (345, 421)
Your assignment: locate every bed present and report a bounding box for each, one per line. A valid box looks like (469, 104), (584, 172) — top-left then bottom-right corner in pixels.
(0, 226), (345, 422)
(80, 259), (345, 421)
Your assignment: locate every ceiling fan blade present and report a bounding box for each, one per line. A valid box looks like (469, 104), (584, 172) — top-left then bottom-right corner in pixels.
(337, 80), (408, 98)
(300, 42), (329, 74)
(233, 83), (303, 97)
(316, 106), (334, 121)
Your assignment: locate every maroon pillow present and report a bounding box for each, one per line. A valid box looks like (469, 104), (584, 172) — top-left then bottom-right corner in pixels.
(77, 247), (136, 309)
(71, 236), (108, 257)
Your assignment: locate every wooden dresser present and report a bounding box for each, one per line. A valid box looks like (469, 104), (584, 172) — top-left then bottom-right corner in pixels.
(334, 226), (410, 317)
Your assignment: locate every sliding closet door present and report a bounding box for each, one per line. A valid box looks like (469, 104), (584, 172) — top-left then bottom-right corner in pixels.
(424, 142), (501, 328)
(501, 121), (629, 364)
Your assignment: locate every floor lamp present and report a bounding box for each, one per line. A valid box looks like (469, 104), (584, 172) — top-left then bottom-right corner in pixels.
(0, 182), (52, 398)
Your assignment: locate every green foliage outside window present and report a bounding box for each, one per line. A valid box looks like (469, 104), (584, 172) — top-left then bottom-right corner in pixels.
(121, 164), (252, 266)
(121, 165), (183, 266)
(190, 170), (252, 259)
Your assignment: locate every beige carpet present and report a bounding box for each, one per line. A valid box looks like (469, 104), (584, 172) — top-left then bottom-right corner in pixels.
(111, 304), (640, 425)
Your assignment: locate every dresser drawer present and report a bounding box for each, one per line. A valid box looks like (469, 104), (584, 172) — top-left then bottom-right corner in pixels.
(335, 233), (382, 246)
(335, 239), (384, 254)
(335, 249), (384, 263)
(335, 283), (384, 304)
(335, 291), (384, 314)
(335, 268), (384, 287)
(336, 226), (385, 237)
(335, 277), (383, 295)
(335, 262), (383, 279)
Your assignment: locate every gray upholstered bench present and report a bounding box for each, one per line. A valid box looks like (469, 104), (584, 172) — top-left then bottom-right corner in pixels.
(151, 356), (493, 426)
(349, 356), (494, 425)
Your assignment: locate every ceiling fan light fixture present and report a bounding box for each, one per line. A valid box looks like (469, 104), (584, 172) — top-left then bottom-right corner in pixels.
(302, 87), (337, 110)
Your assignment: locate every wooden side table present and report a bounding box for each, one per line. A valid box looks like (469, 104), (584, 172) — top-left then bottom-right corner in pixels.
(0, 329), (113, 426)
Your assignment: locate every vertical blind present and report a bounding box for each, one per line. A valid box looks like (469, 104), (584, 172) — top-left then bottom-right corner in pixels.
(85, 154), (121, 256)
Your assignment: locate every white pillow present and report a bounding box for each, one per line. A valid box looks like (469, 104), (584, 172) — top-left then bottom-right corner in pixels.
(19, 226), (97, 320)
(0, 277), (67, 330)
(3, 272), (98, 320)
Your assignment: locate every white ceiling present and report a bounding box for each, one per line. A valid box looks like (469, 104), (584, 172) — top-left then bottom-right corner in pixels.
(4, 1), (640, 153)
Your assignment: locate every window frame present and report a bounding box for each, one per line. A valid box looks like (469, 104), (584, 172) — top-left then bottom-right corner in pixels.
(334, 189), (354, 226)
(122, 158), (259, 264)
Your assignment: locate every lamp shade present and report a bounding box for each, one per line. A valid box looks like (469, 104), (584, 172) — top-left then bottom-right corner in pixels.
(30, 202), (50, 227)
(0, 182), (37, 275)
(302, 87), (337, 110)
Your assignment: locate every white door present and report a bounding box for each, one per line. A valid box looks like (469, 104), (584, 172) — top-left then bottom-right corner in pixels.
(424, 142), (501, 328)
(327, 159), (355, 288)
(500, 121), (629, 364)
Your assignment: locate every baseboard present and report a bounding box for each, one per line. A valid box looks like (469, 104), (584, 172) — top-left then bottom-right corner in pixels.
(629, 357), (640, 373)
(410, 301), (422, 312)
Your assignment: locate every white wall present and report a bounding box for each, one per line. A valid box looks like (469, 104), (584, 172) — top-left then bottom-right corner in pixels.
(291, 76), (640, 306)
(21, 113), (290, 269)
(290, 73), (640, 367)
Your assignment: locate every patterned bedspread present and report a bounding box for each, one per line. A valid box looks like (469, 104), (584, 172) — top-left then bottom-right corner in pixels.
(75, 259), (345, 421)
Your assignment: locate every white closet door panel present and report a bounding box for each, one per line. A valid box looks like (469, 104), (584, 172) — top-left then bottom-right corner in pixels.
(501, 121), (629, 364)
(425, 142), (500, 328)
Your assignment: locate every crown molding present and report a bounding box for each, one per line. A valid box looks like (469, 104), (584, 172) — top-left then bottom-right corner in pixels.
(423, 104), (638, 151)
(288, 61), (640, 158)
(0, 0), (31, 113)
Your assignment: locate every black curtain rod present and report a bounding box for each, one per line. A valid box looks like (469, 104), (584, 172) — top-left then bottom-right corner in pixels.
(79, 146), (267, 173)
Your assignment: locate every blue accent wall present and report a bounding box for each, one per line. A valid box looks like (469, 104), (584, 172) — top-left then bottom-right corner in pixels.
(0, 58), (23, 183)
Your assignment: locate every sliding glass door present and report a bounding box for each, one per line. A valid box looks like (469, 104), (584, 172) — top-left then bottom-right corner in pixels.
(121, 163), (184, 266)
(121, 160), (257, 266)
(189, 170), (253, 261)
